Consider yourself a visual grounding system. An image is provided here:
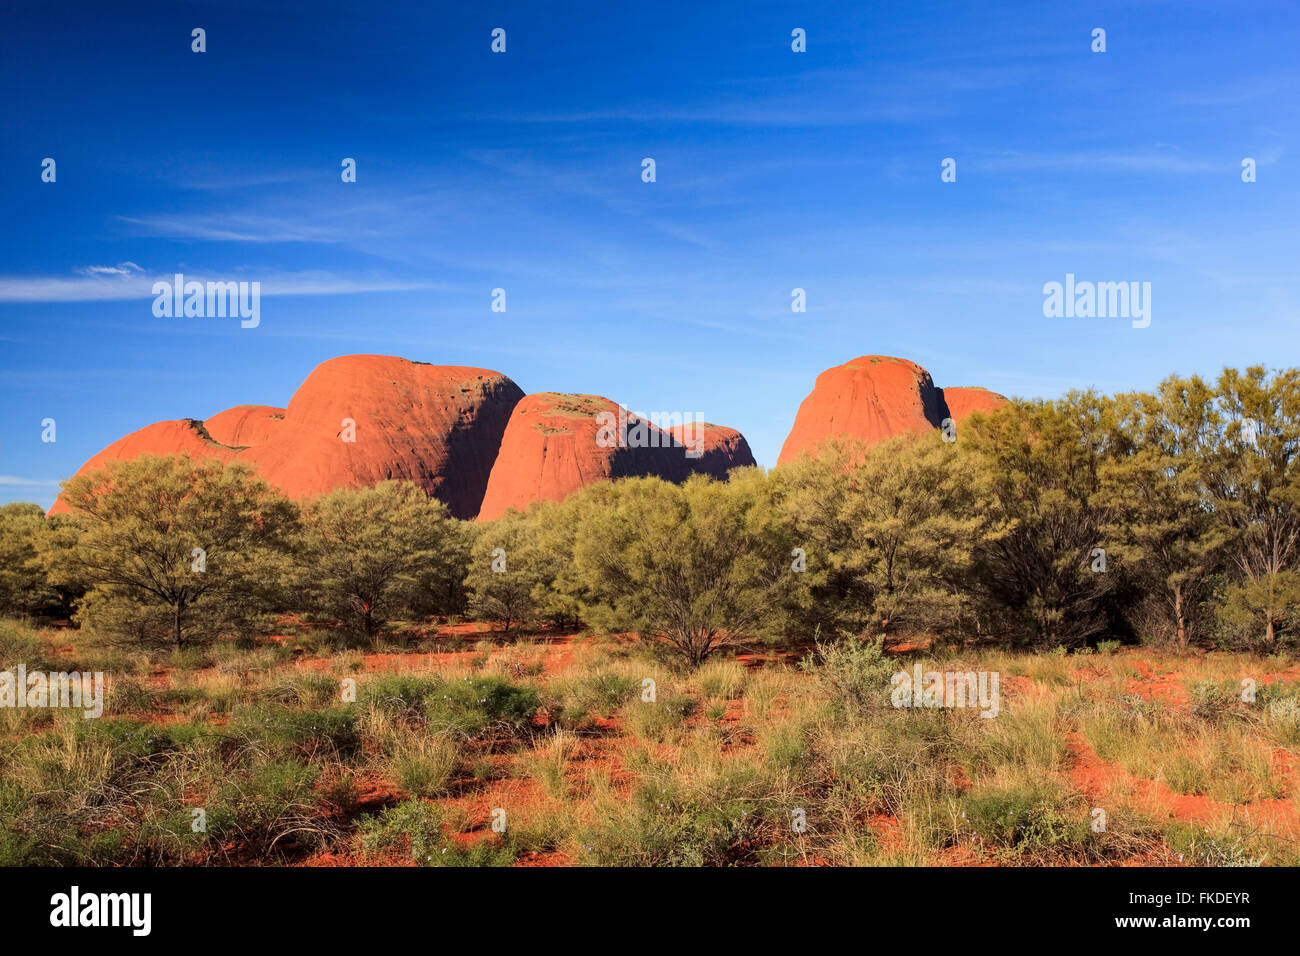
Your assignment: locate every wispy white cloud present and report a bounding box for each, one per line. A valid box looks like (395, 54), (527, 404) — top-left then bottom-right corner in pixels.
(118, 215), (355, 244)
(0, 476), (62, 488)
(79, 262), (143, 277)
(0, 270), (437, 303)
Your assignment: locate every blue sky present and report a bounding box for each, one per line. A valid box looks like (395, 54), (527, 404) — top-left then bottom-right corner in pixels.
(2, 0), (1298, 509)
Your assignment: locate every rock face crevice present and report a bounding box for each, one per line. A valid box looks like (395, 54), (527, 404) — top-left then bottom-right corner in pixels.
(778, 355), (1007, 464)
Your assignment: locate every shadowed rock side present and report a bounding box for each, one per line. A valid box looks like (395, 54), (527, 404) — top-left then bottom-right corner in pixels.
(51, 355), (525, 520)
(777, 355), (1008, 464)
(666, 422), (756, 480)
(237, 355), (524, 518)
(476, 394), (757, 521)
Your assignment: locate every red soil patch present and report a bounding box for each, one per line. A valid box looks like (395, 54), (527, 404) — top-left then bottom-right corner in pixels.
(1065, 732), (1299, 831)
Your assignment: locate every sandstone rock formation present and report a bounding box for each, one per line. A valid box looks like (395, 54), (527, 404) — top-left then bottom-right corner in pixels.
(52, 355), (525, 520)
(477, 394), (756, 520)
(52, 355), (756, 521)
(936, 386), (1008, 423)
(202, 405), (286, 447)
(778, 356), (1007, 463)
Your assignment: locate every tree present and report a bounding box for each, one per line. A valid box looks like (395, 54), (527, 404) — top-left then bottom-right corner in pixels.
(965, 394), (1119, 648)
(51, 455), (297, 648)
(1098, 381), (1225, 647)
(463, 512), (539, 634)
(571, 470), (796, 665)
(0, 503), (62, 617)
(516, 497), (584, 631)
(297, 481), (465, 638)
(1203, 366), (1300, 649)
(777, 434), (993, 641)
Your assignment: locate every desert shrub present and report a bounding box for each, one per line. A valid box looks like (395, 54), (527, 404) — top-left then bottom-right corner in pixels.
(203, 758), (332, 860)
(578, 764), (770, 866)
(1188, 679), (1243, 722)
(0, 619), (65, 670)
(358, 675), (442, 718)
(1264, 694), (1300, 746)
(359, 799), (516, 866)
(463, 513), (539, 633)
(961, 783), (1095, 862)
(798, 635), (895, 714)
(778, 433), (989, 639)
(263, 671), (339, 708)
(422, 675), (539, 737)
(387, 735), (460, 798)
(547, 669), (641, 725)
(297, 482), (466, 638)
(0, 503), (64, 617)
(527, 728), (580, 799)
(570, 471), (797, 665)
(233, 705), (360, 760)
(621, 693), (696, 742)
(1166, 821), (1270, 867)
(694, 659), (747, 699)
(359, 799), (445, 862)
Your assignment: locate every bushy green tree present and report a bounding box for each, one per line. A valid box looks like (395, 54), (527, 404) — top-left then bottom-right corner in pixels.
(965, 394), (1119, 648)
(463, 512), (540, 633)
(297, 481), (465, 637)
(1203, 366), (1300, 649)
(571, 469), (796, 665)
(778, 434), (993, 640)
(516, 498), (585, 630)
(0, 503), (62, 616)
(1098, 380), (1226, 647)
(49, 455), (297, 648)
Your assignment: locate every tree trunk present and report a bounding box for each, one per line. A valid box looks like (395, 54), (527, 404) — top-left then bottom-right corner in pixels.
(1173, 585), (1186, 648)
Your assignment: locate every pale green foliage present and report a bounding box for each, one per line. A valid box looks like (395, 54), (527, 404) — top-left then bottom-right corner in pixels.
(571, 469), (797, 665)
(0, 503), (61, 616)
(963, 393), (1119, 648)
(297, 481), (464, 636)
(1204, 367), (1300, 649)
(1099, 381), (1226, 647)
(777, 434), (993, 639)
(50, 455), (297, 647)
(463, 511), (538, 633)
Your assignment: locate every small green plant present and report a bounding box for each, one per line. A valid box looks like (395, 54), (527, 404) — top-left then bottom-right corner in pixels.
(961, 785), (1094, 862)
(423, 675), (539, 737)
(622, 693), (696, 742)
(388, 735), (460, 798)
(798, 635), (894, 714)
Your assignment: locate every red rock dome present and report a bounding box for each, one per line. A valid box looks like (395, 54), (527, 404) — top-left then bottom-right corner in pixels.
(778, 356), (1007, 463)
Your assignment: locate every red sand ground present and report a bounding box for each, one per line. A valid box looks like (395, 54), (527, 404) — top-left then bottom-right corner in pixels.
(92, 622), (1300, 867)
